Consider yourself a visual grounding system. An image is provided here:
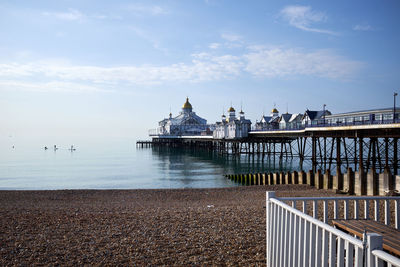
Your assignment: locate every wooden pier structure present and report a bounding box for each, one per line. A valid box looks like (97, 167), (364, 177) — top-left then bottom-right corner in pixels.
(138, 123), (400, 175)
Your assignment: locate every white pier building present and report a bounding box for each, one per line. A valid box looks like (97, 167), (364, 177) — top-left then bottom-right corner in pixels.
(213, 107), (252, 139)
(152, 98), (210, 136)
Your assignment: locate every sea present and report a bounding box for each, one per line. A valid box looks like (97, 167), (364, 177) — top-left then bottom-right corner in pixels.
(0, 136), (301, 190)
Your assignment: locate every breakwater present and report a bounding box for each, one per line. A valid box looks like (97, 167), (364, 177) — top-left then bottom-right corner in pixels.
(226, 167), (400, 196)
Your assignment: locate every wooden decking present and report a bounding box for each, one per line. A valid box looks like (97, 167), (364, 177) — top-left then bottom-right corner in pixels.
(332, 219), (400, 257)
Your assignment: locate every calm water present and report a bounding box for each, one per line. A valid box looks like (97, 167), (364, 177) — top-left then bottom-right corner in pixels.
(0, 137), (299, 190)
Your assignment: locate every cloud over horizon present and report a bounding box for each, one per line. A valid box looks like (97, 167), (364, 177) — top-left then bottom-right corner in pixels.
(280, 5), (337, 35)
(0, 46), (363, 93)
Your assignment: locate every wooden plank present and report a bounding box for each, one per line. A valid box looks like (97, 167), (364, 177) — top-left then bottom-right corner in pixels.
(333, 220), (400, 250)
(333, 219), (400, 257)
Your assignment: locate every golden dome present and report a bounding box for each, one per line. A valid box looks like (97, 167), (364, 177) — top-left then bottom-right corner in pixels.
(182, 97), (192, 109)
(271, 108), (279, 113)
(228, 106), (235, 112)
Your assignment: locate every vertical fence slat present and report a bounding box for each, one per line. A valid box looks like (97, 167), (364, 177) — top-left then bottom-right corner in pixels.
(315, 226), (322, 266)
(303, 201), (307, 214)
(374, 199), (380, 222)
(267, 200), (274, 267)
(322, 229), (329, 267)
(354, 200), (359, 219)
(283, 209), (289, 267)
(355, 246), (363, 267)
(344, 200), (349, 220)
(345, 241), (354, 267)
(334, 200), (338, 220)
(272, 204), (279, 266)
(365, 199), (370, 219)
(303, 221), (310, 267)
(275, 205), (281, 266)
(310, 223), (316, 267)
(292, 215), (299, 267)
(279, 206), (285, 266)
(396, 200), (399, 229)
(288, 212), (294, 267)
(329, 232), (336, 267)
(323, 200), (328, 223)
(298, 217), (304, 266)
(384, 200), (390, 225)
(313, 200), (318, 219)
(337, 238), (345, 266)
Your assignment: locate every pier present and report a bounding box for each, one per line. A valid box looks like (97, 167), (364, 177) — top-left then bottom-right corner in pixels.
(139, 121), (400, 175)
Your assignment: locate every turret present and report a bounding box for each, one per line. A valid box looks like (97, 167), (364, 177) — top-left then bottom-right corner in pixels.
(271, 107), (279, 117)
(182, 97), (193, 113)
(239, 109), (245, 119)
(228, 106), (236, 121)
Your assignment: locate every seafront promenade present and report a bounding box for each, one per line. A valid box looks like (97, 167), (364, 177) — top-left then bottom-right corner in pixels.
(0, 186), (337, 266)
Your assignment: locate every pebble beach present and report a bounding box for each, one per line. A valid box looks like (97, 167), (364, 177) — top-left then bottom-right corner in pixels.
(0, 185), (337, 266)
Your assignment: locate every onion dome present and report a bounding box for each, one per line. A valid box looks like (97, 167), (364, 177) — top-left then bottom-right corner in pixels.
(271, 108), (279, 113)
(182, 97), (192, 109)
(228, 106), (235, 112)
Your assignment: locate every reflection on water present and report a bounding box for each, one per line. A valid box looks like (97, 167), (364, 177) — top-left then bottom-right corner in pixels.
(0, 138), (304, 190)
(150, 146), (302, 177)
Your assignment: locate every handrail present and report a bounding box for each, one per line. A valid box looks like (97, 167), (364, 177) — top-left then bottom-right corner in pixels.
(270, 198), (364, 248)
(372, 250), (400, 266)
(279, 196), (400, 201)
(266, 192), (400, 266)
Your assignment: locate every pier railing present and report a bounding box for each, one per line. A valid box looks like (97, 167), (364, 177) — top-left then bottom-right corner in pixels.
(266, 192), (400, 267)
(252, 118), (400, 132)
(277, 196), (400, 229)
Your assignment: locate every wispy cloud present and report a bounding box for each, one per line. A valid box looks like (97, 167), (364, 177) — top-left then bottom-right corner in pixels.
(0, 47), (363, 93)
(127, 4), (168, 16)
(42, 8), (85, 21)
(41, 8), (119, 22)
(244, 48), (363, 79)
(209, 43), (221, 49)
(221, 33), (242, 42)
(353, 23), (374, 31)
(0, 80), (109, 93)
(280, 5), (337, 35)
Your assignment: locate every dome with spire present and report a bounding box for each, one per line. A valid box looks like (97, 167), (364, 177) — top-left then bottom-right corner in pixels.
(271, 108), (279, 114)
(182, 97), (193, 110)
(228, 106), (235, 112)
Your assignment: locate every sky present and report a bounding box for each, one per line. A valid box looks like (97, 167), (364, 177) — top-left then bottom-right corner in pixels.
(1, 0), (400, 140)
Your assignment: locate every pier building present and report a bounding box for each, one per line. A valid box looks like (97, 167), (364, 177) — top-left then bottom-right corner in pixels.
(324, 107), (398, 125)
(301, 109), (332, 126)
(213, 107), (252, 139)
(254, 108), (280, 130)
(151, 97), (210, 136)
(279, 113), (303, 129)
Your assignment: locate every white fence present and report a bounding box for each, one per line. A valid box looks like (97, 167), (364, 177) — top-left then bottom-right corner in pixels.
(266, 192), (400, 267)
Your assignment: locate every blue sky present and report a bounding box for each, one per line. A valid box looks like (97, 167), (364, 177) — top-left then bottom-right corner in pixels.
(1, 0), (399, 140)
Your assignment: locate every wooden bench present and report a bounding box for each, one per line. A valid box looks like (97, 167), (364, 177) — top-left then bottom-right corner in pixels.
(332, 219), (400, 257)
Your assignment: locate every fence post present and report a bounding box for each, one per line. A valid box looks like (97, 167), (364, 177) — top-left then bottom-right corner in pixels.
(280, 172), (285, 184)
(307, 170), (315, 186)
(366, 233), (383, 267)
(266, 191), (276, 267)
(315, 169), (323, 189)
(367, 168), (378, 196)
(323, 169), (332, 189)
(299, 170), (306, 184)
(292, 171), (299, 184)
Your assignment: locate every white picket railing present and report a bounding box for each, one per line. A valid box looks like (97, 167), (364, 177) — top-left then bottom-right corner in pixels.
(266, 192), (400, 267)
(277, 196), (400, 229)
